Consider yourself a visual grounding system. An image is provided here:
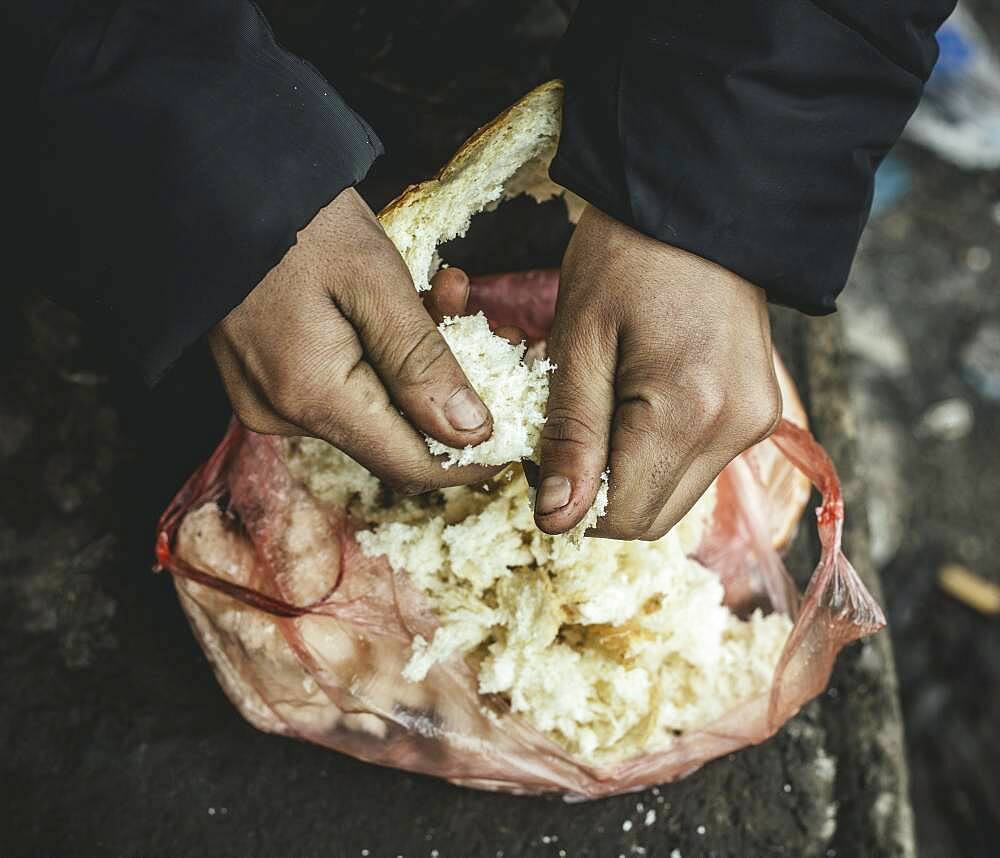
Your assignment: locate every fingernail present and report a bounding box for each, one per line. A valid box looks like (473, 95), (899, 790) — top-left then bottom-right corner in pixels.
(444, 387), (488, 432)
(536, 476), (572, 515)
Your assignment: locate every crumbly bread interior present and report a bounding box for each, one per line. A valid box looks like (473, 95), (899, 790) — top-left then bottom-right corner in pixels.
(378, 82), (591, 481)
(279, 82), (792, 762)
(286, 439), (792, 762)
(427, 313), (553, 468)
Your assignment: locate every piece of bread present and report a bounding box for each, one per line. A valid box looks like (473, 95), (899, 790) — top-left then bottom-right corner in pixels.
(377, 80), (811, 550)
(166, 81), (827, 790)
(428, 313), (553, 468)
(379, 80), (571, 293)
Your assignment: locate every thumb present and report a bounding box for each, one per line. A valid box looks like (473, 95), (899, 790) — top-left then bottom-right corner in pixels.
(534, 318), (616, 534)
(337, 253), (493, 451)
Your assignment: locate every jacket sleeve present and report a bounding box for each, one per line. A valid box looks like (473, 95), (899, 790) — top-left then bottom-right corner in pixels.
(550, 0), (957, 314)
(17, 0), (382, 385)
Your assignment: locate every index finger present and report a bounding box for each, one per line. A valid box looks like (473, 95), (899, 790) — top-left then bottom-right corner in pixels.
(423, 267), (471, 323)
(266, 291), (501, 495)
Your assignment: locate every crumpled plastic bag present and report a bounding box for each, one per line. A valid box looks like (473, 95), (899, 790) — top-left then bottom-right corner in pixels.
(154, 272), (885, 799)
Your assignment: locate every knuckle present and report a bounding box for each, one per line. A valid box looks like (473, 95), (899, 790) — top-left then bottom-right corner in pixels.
(615, 394), (662, 438)
(232, 408), (269, 435)
(267, 386), (299, 422)
(745, 381), (783, 445)
(383, 472), (434, 498)
(286, 397), (340, 440)
(603, 506), (657, 542)
(231, 402), (282, 437)
(610, 519), (650, 541)
(640, 514), (675, 542)
(541, 407), (602, 451)
(689, 380), (727, 429)
(394, 327), (452, 389)
(376, 458), (439, 497)
(266, 362), (312, 418)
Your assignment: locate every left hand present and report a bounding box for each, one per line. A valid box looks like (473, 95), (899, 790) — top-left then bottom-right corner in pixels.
(533, 205), (783, 540)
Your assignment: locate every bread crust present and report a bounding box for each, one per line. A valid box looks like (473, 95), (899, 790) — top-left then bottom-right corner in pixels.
(377, 80), (564, 227)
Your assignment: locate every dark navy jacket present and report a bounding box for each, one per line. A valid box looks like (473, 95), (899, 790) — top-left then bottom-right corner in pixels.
(7, 0), (956, 384)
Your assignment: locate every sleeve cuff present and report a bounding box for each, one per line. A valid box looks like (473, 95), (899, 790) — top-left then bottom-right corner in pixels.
(39, 1), (383, 385)
(551, 0), (947, 313)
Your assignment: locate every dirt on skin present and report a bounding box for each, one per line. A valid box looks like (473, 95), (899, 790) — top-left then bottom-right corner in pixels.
(7, 1), (1000, 855)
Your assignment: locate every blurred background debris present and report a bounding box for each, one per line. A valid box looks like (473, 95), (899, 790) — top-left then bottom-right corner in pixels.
(904, 2), (1000, 168)
(844, 3), (1000, 852)
(938, 563), (1000, 614)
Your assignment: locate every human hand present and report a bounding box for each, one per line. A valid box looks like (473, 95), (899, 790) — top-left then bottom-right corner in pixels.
(208, 188), (498, 494)
(534, 205), (783, 539)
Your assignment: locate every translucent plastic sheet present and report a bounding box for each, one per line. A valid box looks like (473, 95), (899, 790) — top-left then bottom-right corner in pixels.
(155, 273), (885, 799)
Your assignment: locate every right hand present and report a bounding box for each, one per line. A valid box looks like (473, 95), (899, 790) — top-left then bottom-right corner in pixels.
(208, 187), (497, 495)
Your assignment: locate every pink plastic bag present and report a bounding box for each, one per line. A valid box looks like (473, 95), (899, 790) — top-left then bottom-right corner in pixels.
(154, 272), (885, 799)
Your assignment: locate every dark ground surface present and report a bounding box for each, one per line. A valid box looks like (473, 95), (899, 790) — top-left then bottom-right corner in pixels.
(2, 2), (999, 856)
(0, 226), (909, 858)
(844, 141), (1000, 858)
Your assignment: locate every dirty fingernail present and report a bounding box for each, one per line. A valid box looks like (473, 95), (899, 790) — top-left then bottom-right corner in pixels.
(444, 387), (488, 432)
(536, 476), (572, 515)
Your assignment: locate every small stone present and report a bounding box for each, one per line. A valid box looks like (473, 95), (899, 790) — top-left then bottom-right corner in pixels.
(622, 820), (633, 832)
(915, 398), (974, 441)
(58, 369), (106, 386)
(0, 410), (32, 459)
(644, 809), (657, 826)
(783, 783), (792, 793)
(965, 246), (992, 272)
(842, 301), (910, 376)
(697, 825), (706, 835)
(961, 321), (1000, 401)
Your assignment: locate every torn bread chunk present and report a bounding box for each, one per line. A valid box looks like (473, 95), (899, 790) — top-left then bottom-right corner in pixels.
(427, 313), (553, 468)
(353, 464), (792, 762)
(379, 81), (564, 293)
(424, 314), (607, 539)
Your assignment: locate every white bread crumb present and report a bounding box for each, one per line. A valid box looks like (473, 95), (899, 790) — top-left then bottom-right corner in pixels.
(290, 81), (791, 760)
(427, 313), (553, 468)
(352, 464), (793, 762)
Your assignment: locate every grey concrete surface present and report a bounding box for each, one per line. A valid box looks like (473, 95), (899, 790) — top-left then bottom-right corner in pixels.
(843, 140), (1000, 858)
(0, 287), (912, 858)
